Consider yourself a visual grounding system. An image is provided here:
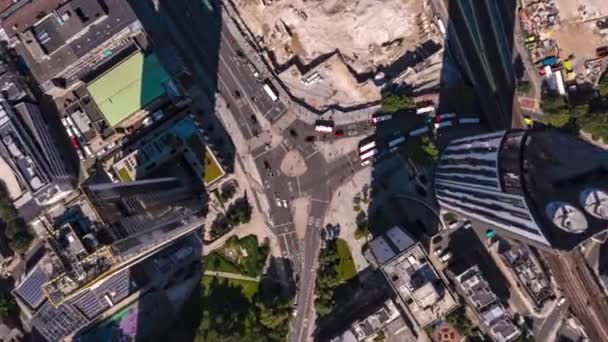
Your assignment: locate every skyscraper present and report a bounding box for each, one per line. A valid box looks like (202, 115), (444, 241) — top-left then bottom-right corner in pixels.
(435, 129), (608, 251)
(435, 0), (519, 129)
(83, 176), (203, 239)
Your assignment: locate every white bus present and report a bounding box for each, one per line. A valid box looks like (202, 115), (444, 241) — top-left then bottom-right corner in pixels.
(358, 140), (376, 154)
(459, 117), (481, 124)
(360, 148), (377, 161)
(437, 113), (457, 121)
(369, 114), (392, 125)
(416, 106), (435, 115)
(409, 126), (429, 137)
(263, 82), (278, 102)
(435, 121), (453, 129)
(388, 136), (406, 148)
(314, 120), (334, 133)
(314, 125), (333, 133)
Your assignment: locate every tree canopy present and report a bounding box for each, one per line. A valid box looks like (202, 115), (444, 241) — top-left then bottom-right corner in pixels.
(401, 135), (439, 167)
(0, 181), (33, 252)
(599, 72), (608, 99)
(380, 93), (416, 113)
(541, 95), (571, 128)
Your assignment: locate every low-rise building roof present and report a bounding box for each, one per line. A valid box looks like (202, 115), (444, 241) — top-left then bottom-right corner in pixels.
(87, 52), (170, 127)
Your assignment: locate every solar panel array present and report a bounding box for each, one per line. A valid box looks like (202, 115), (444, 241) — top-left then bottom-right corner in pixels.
(32, 302), (89, 342)
(14, 266), (49, 310)
(71, 270), (132, 319)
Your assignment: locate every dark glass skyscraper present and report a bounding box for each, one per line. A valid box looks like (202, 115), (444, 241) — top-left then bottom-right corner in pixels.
(437, 0), (519, 129)
(83, 176), (202, 239)
(435, 129), (608, 251)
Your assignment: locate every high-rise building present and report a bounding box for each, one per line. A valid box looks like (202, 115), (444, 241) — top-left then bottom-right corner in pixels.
(83, 176), (202, 239)
(434, 0), (519, 129)
(0, 97), (75, 218)
(435, 129), (608, 251)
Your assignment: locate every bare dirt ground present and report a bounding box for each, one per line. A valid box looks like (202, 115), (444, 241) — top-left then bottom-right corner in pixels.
(235, 0), (424, 72)
(554, 0), (608, 22)
(279, 54), (380, 107)
(291, 196), (311, 240)
(544, 21), (607, 61)
(280, 149), (307, 177)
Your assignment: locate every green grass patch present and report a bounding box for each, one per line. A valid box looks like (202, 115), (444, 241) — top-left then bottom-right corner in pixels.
(117, 167), (132, 182)
(204, 235), (270, 278)
(203, 253), (242, 274)
(336, 239), (357, 281)
(202, 275), (259, 302)
(203, 147), (224, 186)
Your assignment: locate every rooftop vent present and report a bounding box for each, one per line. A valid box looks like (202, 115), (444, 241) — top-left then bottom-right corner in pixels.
(580, 188), (608, 220)
(545, 202), (588, 234)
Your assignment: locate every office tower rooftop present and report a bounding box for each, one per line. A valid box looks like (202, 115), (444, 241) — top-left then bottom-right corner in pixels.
(435, 129), (608, 251)
(0, 97), (75, 219)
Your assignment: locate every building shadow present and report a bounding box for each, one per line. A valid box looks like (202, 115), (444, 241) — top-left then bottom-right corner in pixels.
(355, 0), (520, 338)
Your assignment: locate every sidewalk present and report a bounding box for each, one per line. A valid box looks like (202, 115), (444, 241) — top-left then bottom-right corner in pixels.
(203, 270), (260, 282)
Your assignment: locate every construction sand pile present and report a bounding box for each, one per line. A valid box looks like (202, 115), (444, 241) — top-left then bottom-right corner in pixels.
(236, 0), (425, 73)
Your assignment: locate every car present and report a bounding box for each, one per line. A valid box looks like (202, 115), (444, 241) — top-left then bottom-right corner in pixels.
(289, 129), (298, 138)
(275, 198), (282, 207)
(361, 159), (371, 167)
(305, 136), (315, 142)
(142, 117), (153, 127)
(234, 89), (242, 99)
(557, 297), (566, 307)
(152, 110), (165, 121)
(83, 145), (92, 157)
(447, 221), (461, 230)
(76, 150), (85, 161)
(65, 126), (75, 138)
(106, 142), (116, 150)
(282, 199), (288, 208)
(433, 247), (443, 256)
(439, 252), (453, 262)
(248, 62), (260, 78)
(70, 137), (79, 149)
(462, 222), (472, 230)
(335, 129), (344, 137)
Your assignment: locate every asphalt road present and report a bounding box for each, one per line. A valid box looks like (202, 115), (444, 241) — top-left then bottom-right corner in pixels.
(133, 3), (377, 340)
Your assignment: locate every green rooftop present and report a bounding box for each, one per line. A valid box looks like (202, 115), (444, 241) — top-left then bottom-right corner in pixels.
(87, 52), (170, 126)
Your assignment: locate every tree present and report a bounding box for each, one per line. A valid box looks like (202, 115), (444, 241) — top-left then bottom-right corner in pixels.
(0, 293), (17, 322)
(402, 135), (439, 166)
(541, 96), (571, 127)
(599, 72), (608, 99)
(10, 231), (33, 252)
(380, 93), (416, 113)
(355, 221), (369, 240)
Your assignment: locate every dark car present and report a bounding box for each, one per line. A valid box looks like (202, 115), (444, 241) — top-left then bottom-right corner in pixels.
(289, 129), (298, 138)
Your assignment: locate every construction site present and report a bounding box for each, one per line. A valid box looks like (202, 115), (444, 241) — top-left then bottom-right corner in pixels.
(231, 0), (445, 108)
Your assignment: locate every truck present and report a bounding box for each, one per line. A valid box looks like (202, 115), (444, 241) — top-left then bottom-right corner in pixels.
(263, 82), (278, 102)
(314, 120), (334, 133)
